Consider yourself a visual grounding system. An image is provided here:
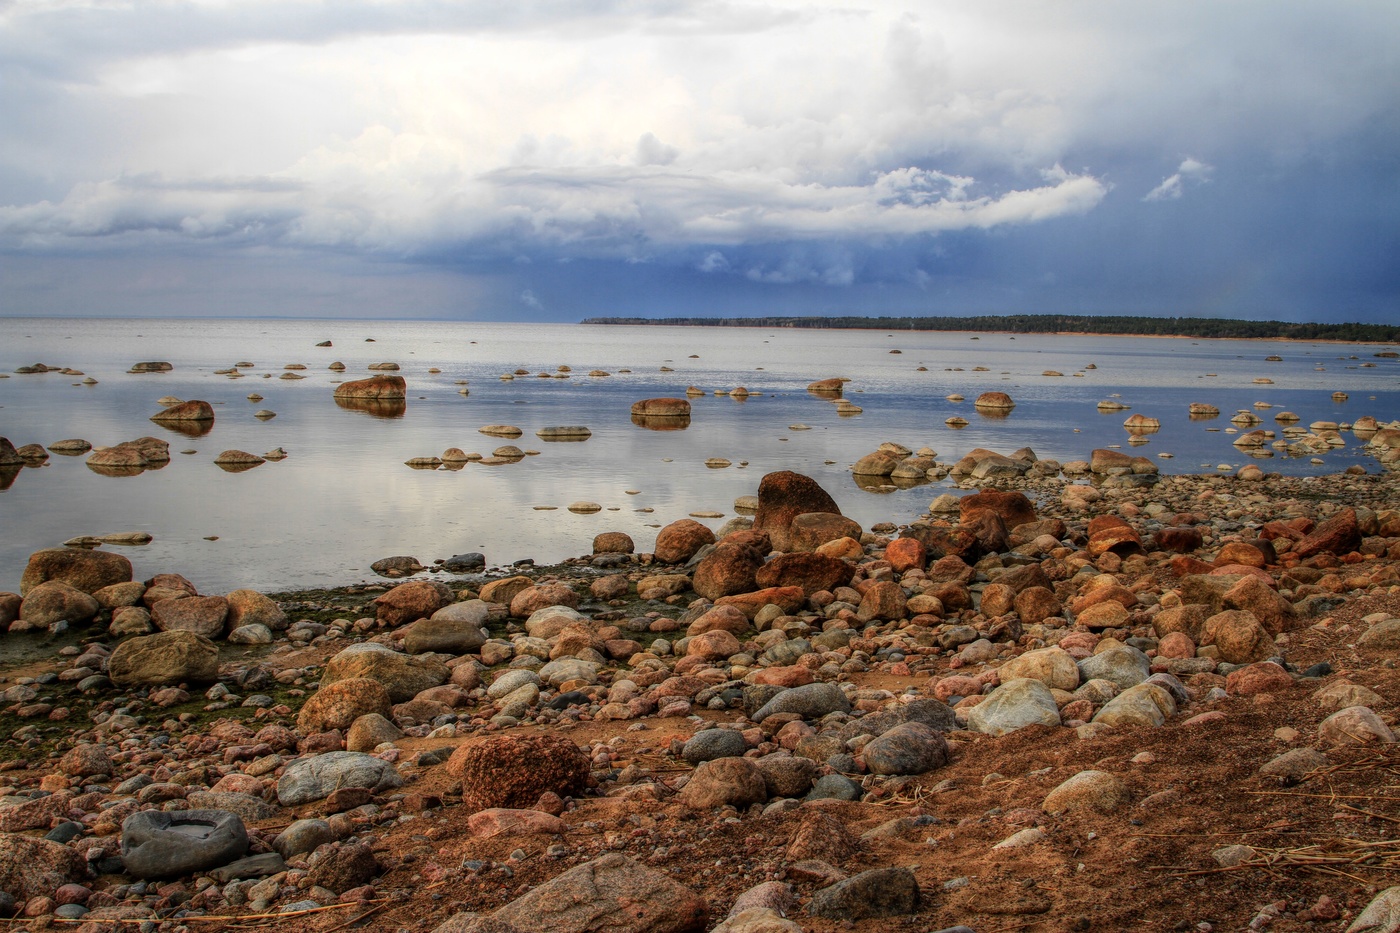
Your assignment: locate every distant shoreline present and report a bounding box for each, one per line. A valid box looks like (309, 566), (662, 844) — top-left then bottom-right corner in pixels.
(580, 314), (1400, 345)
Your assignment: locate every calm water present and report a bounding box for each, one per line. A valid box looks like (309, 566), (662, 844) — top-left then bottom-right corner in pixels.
(1, 318), (1396, 594)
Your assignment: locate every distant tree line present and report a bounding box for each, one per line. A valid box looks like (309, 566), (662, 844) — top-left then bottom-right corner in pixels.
(579, 313), (1400, 343)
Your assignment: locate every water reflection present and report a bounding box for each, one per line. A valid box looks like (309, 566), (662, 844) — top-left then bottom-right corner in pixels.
(153, 419), (214, 438)
(631, 414), (691, 431)
(0, 466), (20, 491)
(87, 463), (146, 478)
(334, 397), (407, 418)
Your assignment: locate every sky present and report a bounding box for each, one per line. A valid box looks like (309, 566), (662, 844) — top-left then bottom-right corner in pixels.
(1, 1), (1397, 324)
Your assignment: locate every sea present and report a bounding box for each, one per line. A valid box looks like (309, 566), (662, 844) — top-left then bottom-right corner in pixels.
(1, 317), (1396, 594)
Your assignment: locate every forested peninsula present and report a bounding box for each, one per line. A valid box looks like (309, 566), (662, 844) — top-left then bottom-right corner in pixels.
(580, 313), (1400, 342)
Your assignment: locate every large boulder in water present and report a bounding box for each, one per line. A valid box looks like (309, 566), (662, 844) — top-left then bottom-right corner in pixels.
(630, 398), (691, 417)
(150, 400), (215, 423)
(20, 547), (132, 596)
(334, 374), (406, 400)
(109, 630), (220, 686)
(752, 471), (841, 553)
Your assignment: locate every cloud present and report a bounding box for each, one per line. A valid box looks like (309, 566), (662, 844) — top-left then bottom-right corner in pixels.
(1144, 158), (1213, 202)
(0, 1), (1396, 320)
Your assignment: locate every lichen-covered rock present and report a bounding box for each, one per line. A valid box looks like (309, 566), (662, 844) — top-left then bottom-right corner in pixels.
(297, 677), (393, 734)
(108, 630), (219, 686)
(322, 643), (449, 703)
(447, 733), (590, 812)
(20, 547), (133, 596)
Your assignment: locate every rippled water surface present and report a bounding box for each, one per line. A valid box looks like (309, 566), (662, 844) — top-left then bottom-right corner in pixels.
(1, 318), (1396, 592)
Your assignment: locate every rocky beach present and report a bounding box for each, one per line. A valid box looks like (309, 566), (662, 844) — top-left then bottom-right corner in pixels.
(3, 416), (1400, 933)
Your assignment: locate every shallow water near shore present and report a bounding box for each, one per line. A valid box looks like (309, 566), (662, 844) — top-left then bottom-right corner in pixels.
(1, 317), (1396, 592)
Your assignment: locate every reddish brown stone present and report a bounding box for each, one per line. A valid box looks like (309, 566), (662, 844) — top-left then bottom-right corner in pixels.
(333, 374), (406, 400)
(592, 532), (635, 555)
(857, 581), (908, 622)
(653, 519), (716, 564)
(960, 489), (1037, 528)
(1215, 541), (1268, 568)
(1223, 575), (1297, 635)
(714, 586), (806, 619)
(1014, 586), (1062, 625)
(1293, 508), (1362, 558)
(752, 471), (841, 552)
(787, 513), (863, 553)
(1152, 527), (1204, 553)
(509, 582), (580, 618)
(960, 508), (1009, 555)
(753, 553), (853, 594)
(692, 541), (765, 600)
(885, 537), (927, 573)
(373, 580), (453, 627)
(1225, 661), (1295, 695)
(685, 605), (751, 637)
(448, 733), (590, 813)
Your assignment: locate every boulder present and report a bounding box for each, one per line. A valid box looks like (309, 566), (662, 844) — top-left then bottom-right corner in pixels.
(654, 519), (716, 564)
(16, 580), (100, 628)
(121, 810), (248, 879)
(966, 679), (1060, 736)
(150, 400), (215, 423)
(322, 643), (449, 703)
(1092, 683), (1176, 728)
(1076, 646), (1151, 690)
(754, 553), (852, 594)
(631, 398), (692, 417)
(1043, 770), (1129, 814)
(974, 391), (1015, 411)
(862, 722), (949, 775)
(297, 677), (393, 733)
(306, 841), (379, 893)
(752, 683), (851, 722)
(510, 583), (580, 618)
(998, 647), (1080, 691)
(807, 867), (920, 921)
(151, 595), (229, 638)
(431, 853), (707, 933)
(372, 579), (453, 627)
(333, 374), (406, 400)
(679, 756), (768, 809)
(403, 601), (489, 654)
(683, 729), (749, 764)
(108, 631), (219, 686)
(225, 589), (288, 632)
(448, 733), (590, 812)
(751, 471), (841, 553)
(856, 580), (907, 622)
(1200, 609), (1276, 664)
(0, 833), (89, 899)
(692, 540), (765, 600)
(593, 532), (635, 554)
(959, 489), (1036, 528)
(525, 605), (590, 640)
(277, 752), (403, 806)
(20, 547), (133, 596)
(786, 513), (863, 553)
(1293, 508), (1362, 558)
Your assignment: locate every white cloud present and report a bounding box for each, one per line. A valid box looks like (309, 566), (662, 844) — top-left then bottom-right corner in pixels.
(1144, 157), (1213, 202)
